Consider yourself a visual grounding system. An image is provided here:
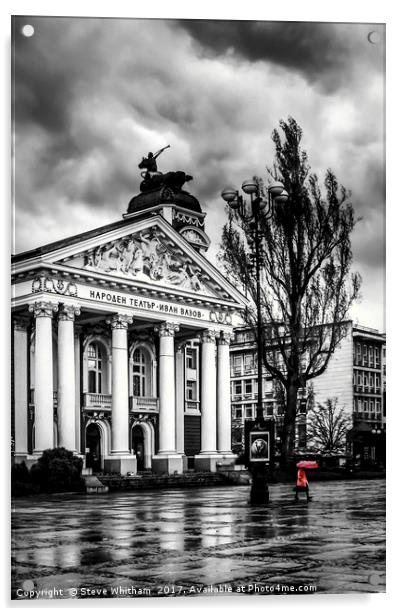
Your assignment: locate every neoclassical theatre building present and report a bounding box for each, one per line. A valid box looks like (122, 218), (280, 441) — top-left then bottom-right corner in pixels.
(11, 167), (245, 475)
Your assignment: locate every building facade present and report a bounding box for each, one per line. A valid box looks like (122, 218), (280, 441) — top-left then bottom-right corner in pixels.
(230, 322), (386, 464)
(12, 174), (245, 475)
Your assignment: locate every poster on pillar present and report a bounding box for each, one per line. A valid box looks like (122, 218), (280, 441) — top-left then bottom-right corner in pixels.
(10, 8), (387, 604)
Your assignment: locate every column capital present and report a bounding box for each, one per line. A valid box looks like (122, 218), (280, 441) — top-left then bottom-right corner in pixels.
(28, 300), (58, 318)
(175, 341), (187, 353)
(155, 322), (180, 337)
(107, 313), (133, 329)
(217, 331), (234, 345)
(200, 329), (219, 344)
(58, 304), (81, 322)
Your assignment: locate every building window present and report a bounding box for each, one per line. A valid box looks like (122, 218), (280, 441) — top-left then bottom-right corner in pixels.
(264, 401), (274, 416)
(375, 374), (381, 390)
(87, 343), (103, 393)
(368, 346), (373, 366)
(186, 347), (197, 370)
(369, 374), (374, 388)
(297, 423), (307, 448)
(356, 343), (361, 363)
(244, 404), (253, 418)
(264, 379), (273, 395)
(234, 381), (242, 396)
(133, 348), (148, 397)
(232, 355), (242, 375)
(232, 405), (242, 419)
(375, 347), (380, 367)
(244, 380), (253, 396)
(363, 345), (367, 365)
(186, 380), (197, 401)
(244, 353), (255, 373)
(236, 331), (253, 343)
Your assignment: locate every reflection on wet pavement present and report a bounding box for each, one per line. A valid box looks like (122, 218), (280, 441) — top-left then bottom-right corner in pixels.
(11, 479), (385, 598)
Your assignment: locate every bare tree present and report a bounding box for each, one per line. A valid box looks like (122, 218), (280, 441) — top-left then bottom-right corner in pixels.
(307, 398), (352, 453)
(220, 117), (361, 465)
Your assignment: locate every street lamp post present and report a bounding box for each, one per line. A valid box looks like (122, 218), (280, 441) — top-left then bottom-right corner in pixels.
(221, 178), (288, 504)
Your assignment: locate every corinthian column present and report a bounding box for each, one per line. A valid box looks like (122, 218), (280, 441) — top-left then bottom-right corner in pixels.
(157, 322), (179, 453)
(217, 331), (235, 457)
(74, 326), (82, 453)
(13, 318), (29, 461)
(195, 329), (222, 472)
(152, 322), (183, 475)
(200, 329), (218, 454)
(28, 301), (58, 454)
(175, 343), (185, 456)
(108, 314), (132, 455)
(57, 304), (80, 452)
(104, 313), (136, 475)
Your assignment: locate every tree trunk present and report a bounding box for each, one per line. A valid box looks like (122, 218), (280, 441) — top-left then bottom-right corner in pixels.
(280, 379), (299, 467)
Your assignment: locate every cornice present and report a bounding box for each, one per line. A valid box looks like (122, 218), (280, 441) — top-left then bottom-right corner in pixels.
(12, 266), (241, 313)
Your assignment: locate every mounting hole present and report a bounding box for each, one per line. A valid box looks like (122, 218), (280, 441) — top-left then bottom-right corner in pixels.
(21, 24), (35, 37)
(367, 31), (380, 44)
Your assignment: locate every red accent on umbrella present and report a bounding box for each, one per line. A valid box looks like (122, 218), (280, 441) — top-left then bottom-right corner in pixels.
(296, 460), (318, 469)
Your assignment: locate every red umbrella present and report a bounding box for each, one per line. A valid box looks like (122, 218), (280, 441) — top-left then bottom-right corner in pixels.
(297, 460), (318, 469)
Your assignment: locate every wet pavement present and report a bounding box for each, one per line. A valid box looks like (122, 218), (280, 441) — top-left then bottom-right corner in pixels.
(11, 479), (385, 599)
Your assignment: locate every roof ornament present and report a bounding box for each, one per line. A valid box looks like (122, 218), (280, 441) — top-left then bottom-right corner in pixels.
(138, 145), (193, 193)
(139, 145), (170, 175)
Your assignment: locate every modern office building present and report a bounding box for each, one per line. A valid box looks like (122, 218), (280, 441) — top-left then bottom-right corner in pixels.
(230, 322), (386, 464)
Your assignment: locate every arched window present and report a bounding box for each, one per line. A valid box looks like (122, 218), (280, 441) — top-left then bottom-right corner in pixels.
(132, 348), (149, 397)
(88, 343), (103, 393)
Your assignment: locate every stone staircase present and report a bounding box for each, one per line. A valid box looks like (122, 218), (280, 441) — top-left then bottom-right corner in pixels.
(92, 470), (239, 492)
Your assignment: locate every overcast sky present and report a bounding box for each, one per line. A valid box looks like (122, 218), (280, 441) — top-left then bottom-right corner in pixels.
(12, 16), (385, 330)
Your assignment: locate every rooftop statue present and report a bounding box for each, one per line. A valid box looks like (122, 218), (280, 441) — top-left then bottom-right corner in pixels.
(139, 146), (170, 174)
(138, 145), (193, 193)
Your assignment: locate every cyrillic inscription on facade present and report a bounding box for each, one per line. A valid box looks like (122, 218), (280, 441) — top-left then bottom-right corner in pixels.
(83, 286), (206, 320)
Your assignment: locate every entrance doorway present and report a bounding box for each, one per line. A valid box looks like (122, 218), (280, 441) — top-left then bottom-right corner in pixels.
(132, 425), (145, 471)
(86, 423), (101, 472)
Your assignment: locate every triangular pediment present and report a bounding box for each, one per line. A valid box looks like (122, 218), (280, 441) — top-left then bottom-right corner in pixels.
(19, 216), (245, 305)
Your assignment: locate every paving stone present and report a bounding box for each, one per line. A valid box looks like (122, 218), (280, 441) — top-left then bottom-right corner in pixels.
(11, 479), (385, 598)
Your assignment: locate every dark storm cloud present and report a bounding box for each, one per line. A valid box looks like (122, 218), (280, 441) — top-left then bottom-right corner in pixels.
(13, 16), (79, 134)
(11, 17), (385, 328)
(178, 20), (383, 92)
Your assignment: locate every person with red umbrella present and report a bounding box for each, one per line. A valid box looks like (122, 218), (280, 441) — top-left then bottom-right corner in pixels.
(295, 460), (318, 502)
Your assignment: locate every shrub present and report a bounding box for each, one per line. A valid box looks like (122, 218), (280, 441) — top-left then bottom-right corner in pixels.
(29, 447), (84, 493)
(11, 461), (30, 483)
(11, 461), (41, 496)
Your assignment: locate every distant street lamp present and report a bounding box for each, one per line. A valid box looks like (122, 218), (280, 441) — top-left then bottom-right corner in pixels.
(221, 178), (288, 504)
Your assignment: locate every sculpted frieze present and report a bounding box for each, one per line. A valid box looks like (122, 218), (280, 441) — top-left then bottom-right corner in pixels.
(32, 275), (77, 297)
(180, 228), (205, 245)
(84, 231), (209, 294)
(210, 310), (232, 325)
